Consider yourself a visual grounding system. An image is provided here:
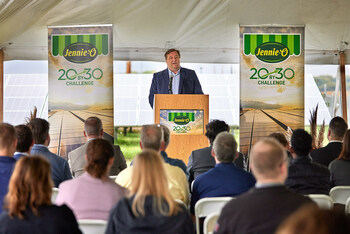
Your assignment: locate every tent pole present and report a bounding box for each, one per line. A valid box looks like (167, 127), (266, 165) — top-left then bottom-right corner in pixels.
(340, 52), (347, 122)
(0, 49), (3, 122)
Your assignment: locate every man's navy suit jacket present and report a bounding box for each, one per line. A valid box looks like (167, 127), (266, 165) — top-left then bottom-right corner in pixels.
(148, 68), (203, 108)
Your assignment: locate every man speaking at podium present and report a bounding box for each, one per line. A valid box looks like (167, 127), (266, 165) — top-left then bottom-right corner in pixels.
(148, 48), (204, 108)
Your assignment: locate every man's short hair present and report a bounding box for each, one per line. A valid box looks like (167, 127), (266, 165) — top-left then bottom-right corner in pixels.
(160, 125), (170, 149)
(205, 120), (230, 144)
(268, 132), (288, 147)
(164, 48), (180, 59)
(291, 129), (312, 156)
(250, 138), (287, 178)
(329, 116), (348, 138)
(27, 118), (49, 144)
(213, 132), (237, 163)
(84, 117), (102, 136)
(140, 125), (162, 151)
(15, 125), (33, 152)
(0, 123), (16, 150)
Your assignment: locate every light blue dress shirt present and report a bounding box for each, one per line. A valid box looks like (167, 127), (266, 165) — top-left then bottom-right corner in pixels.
(168, 68), (181, 94)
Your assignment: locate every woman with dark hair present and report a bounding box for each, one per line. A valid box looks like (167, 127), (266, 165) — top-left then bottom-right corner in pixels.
(0, 156), (81, 234)
(55, 139), (127, 220)
(329, 129), (350, 187)
(106, 149), (194, 234)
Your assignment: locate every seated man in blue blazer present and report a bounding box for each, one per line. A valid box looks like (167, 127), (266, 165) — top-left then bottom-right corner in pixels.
(148, 48), (204, 108)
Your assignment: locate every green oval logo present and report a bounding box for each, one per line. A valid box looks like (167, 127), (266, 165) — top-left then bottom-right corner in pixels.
(255, 42), (289, 63)
(63, 42), (98, 64)
(173, 116), (190, 125)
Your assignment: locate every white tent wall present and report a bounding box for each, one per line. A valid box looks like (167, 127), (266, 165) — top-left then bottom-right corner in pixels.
(1, 0), (350, 64)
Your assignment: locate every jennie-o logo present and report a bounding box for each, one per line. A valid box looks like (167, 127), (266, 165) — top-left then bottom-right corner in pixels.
(173, 116), (190, 125)
(63, 42), (97, 63)
(243, 34), (301, 64)
(255, 42), (289, 63)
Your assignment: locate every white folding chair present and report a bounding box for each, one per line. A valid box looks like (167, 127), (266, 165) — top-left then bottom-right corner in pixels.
(203, 212), (220, 234)
(109, 175), (117, 180)
(78, 219), (107, 234)
(194, 197), (234, 234)
(307, 194), (334, 209)
(329, 186), (350, 204)
(51, 187), (59, 204)
(345, 197), (350, 214)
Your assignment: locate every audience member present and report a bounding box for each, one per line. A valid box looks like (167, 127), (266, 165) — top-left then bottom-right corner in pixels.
(56, 139), (127, 220)
(285, 129), (330, 195)
(28, 118), (72, 187)
(106, 150), (194, 234)
(160, 124), (188, 175)
(215, 138), (312, 234)
(14, 124), (33, 160)
(276, 205), (350, 234)
(0, 123), (17, 214)
(190, 132), (255, 214)
(329, 129), (350, 187)
(269, 132), (292, 162)
(68, 116), (126, 177)
(311, 116), (348, 167)
(0, 156), (81, 234)
(116, 124), (189, 205)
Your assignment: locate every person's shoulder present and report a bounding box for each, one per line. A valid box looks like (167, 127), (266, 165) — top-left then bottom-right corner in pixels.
(181, 67), (196, 73)
(192, 146), (211, 155)
(153, 69), (167, 76)
(68, 144), (86, 156)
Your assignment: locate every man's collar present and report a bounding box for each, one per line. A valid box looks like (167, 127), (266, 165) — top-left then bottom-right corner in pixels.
(14, 152), (29, 156)
(329, 140), (343, 143)
(255, 182), (283, 188)
(168, 67), (181, 75)
(33, 144), (48, 149)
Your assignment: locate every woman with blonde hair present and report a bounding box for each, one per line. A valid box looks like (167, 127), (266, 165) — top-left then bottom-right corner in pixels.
(0, 156), (81, 234)
(106, 149), (194, 234)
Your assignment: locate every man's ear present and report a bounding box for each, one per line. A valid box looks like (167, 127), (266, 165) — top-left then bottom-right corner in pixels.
(83, 130), (87, 138)
(84, 154), (88, 162)
(100, 128), (104, 137)
(234, 152), (239, 159)
(140, 141), (143, 150)
(211, 148), (215, 158)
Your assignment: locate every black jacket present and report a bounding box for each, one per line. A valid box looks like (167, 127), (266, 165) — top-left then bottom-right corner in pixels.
(310, 142), (343, 167)
(106, 196), (195, 234)
(286, 156), (330, 195)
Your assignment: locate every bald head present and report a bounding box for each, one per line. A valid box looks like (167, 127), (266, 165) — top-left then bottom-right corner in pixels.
(250, 138), (287, 182)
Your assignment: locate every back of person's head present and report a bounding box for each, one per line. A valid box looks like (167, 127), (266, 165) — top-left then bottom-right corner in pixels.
(276, 205), (350, 234)
(4, 156), (53, 218)
(15, 125), (33, 153)
(269, 132), (289, 148)
(0, 123), (16, 151)
(338, 129), (350, 161)
(27, 118), (49, 144)
(131, 149), (178, 217)
(250, 138), (287, 180)
(213, 132), (237, 163)
(291, 129), (312, 156)
(329, 116), (348, 139)
(140, 124), (162, 151)
(85, 139), (114, 179)
(84, 116), (102, 136)
(160, 125), (170, 149)
(205, 120), (230, 145)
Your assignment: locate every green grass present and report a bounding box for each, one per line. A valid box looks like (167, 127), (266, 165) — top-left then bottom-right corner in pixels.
(115, 131), (141, 164)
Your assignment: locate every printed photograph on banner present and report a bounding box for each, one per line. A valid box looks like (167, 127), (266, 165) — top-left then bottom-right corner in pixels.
(48, 26), (113, 158)
(239, 26), (305, 157)
(160, 110), (204, 135)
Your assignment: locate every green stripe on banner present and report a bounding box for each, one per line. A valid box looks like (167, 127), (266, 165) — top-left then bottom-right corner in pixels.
(269, 35), (275, 42)
(58, 35), (65, 56)
(257, 35), (263, 50)
(83, 35), (90, 43)
(52, 36), (59, 56)
(282, 35), (288, 47)
(250, 35), (257, 55)
(96, 35), (103, 55)
(71, 35), (77, 44)
(77, 35), (83, 42)
(262, 34), (269, 43)
(294, 35), (300, 55)
(288, 35), (294, 55)
(90, 35), (96, 48)
(275, 35), (282, 43)
(102, 34), (108, 55)
(65, 35), (71, 48)
(244, 35), (250, 55)
(190, 113), (195, 121)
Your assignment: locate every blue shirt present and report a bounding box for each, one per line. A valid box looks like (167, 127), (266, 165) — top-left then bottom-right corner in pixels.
(190, 163), (256, 214)
(161, 151), (188, 177)
(0, 156), (16, 213)
(168, 68), (181, 94)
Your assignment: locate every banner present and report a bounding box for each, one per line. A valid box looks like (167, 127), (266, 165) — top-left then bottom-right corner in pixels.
(240, 26), (304, 157)
(160, 110), (204, 135)
(48, 25), (113, 157)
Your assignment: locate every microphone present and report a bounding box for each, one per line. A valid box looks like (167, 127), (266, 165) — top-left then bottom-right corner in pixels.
(168, 75), (173, 94)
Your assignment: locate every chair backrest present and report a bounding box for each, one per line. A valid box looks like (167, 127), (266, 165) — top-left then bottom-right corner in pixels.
(109, 175), (117, 180)
(195, 197), (233, 234)
(307, 194), (334, 209)
(51, 187), (59, 204)
(345, 197), (350, 214)
(203, 212), (220, 234)
(330, 186), (350, 204)
(78, 219), (107, 234)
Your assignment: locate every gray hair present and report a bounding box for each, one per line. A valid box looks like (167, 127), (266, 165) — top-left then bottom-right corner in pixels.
(160, 125), (170, 149)
(84, 117), (102, 136)
(213, 132), (237, 163)
(140, 125), (162, 151)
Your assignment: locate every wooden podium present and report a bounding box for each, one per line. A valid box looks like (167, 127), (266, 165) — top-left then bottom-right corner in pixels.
(154, 94), (209, 164)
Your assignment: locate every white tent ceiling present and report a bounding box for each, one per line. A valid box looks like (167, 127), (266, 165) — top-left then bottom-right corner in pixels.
(1, 0), (350, 64)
